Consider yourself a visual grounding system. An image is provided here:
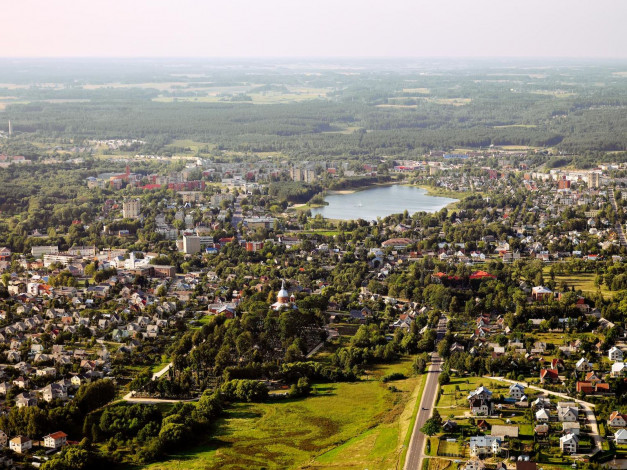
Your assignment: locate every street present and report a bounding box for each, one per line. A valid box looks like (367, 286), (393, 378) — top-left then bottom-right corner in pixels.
(404, 315), (448, 470)
(609, 191), (626, 247)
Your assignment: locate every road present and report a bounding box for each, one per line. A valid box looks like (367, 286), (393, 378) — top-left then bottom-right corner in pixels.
(486, 376), (602, 454)
(231, 194), (244, 234)
(152, 362), (172, 381)
(609, 191), (626, 246)
(404, 315), (448, 470)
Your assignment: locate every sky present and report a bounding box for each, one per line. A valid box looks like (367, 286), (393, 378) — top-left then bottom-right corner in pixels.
(2, 0), (626, 58)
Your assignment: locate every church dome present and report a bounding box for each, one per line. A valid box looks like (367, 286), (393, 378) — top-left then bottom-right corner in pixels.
(277, 280), (289, 303)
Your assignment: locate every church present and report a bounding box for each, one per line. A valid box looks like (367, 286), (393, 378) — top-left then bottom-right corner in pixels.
(271, 280), (297, 311)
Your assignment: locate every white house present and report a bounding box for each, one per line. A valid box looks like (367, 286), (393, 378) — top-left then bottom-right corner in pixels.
(9, 435), (32, 454)
(609, 346), (624, 362)
(557, 403), (579, 422)
(536, 409), (550, 422)
(43, 431), (67, 449)
(615, 429), (627, 445)
(508, 383), (526, 400)
(469, 435), (502, 456)
(611, 362), (627, 377)
(560, 433), (578, 453)
(608, 411), (627, 428)
(575, 357), (593, 372)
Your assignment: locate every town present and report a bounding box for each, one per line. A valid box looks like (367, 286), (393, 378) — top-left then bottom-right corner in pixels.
(0, 141), (626, 470)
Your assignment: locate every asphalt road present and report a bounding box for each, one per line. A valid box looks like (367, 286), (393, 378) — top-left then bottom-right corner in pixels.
(404, 315), (448, 470)
(609, 191), (627, 246)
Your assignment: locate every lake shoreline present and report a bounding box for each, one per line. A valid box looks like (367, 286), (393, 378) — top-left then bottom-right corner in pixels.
(325, 181), (398, 195)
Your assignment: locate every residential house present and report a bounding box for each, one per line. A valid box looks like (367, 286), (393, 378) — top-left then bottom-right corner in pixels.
(615, 429), (627, 445)
(469, 435), (501, 456)
(608, 411), (627, 428)
(508, 383), (526, 400)
(15, 392), (37, 408)
(532, 286), (553, 301)
(557, 403), (578, 422)
(575, 357), (593, 372)
(562, 422), (580, 436)
(41, 383), (67, 402)
(609, 346), (624, 362)
(9, 435), (32, 454)
(611, 362), (627, 377)
(467, 386), (493, 416)
(559, 433), (578, 453)
(540, 369), (560, 384)
(443, 420), (458, 432)
(43, 431), (68, 449)
(534, 424), (549, 437)
(535, 409), (550, 422)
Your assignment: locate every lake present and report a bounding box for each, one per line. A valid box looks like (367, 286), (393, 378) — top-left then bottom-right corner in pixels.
(310, 185), (458, 221)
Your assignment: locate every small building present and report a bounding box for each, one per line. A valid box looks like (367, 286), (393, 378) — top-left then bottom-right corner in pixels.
(43, 431), (68, 449)
(609, 346), (624, 362)
(611, 362), (627, 377)
(608, 411), (627, 428)
(516, 462), (537, 470)
(535, 409), (550, 422)
(469, 435), (501, 456)
(532, 286), (553, 301)
(9, 435), (32, 454)
(540, 368), (560, 384)
(575, 357), (593, 372)
(562, 422), (581, 436)
(508, 383), (526, 400)
(560, 433), (578, 454)
(557, 403), (579, 422)
(615, 429), (627, 445)
(534, 424), (549, 437)
(467, 386), (493, 416)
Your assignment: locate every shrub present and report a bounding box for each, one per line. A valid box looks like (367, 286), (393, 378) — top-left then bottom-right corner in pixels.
(381, 372), (406, 383)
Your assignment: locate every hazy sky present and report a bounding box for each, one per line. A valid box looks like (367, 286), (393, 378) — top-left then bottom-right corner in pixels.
(3, 0), (626, 58)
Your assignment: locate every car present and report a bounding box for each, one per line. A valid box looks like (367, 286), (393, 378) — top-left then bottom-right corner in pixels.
(422, 407), (428, 410)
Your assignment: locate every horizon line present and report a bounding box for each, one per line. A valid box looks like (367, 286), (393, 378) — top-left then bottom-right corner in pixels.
(1, 56), (627, 61)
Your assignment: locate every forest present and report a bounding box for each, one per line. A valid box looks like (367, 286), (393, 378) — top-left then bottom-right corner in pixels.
(1, 58), (626, 157)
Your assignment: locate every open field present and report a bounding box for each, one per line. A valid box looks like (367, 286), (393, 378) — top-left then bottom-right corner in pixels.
(493, 124), (537, 128)
(543, 268), (617, 299)
(427, 458), (454, 470)
(144, 358), (424, 470)
(415, 184), (472, 201)
(152, 87), (329, 105)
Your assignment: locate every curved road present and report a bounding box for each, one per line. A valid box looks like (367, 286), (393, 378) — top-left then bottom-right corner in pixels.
(405, 315), (448, 470)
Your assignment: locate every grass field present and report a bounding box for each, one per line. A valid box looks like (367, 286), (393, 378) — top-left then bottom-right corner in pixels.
(427, 458), (454, 470)
(415, 185), (471, 201)
(437, 440), (463, 457)
(145, 358), (424, 470)
(543, 268), (616, 299)
(436, 376), (511, 415)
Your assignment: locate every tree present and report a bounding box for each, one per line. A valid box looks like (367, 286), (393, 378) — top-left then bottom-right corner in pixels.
(439, 370), (450, 385)
(420, 417), (441, 436)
